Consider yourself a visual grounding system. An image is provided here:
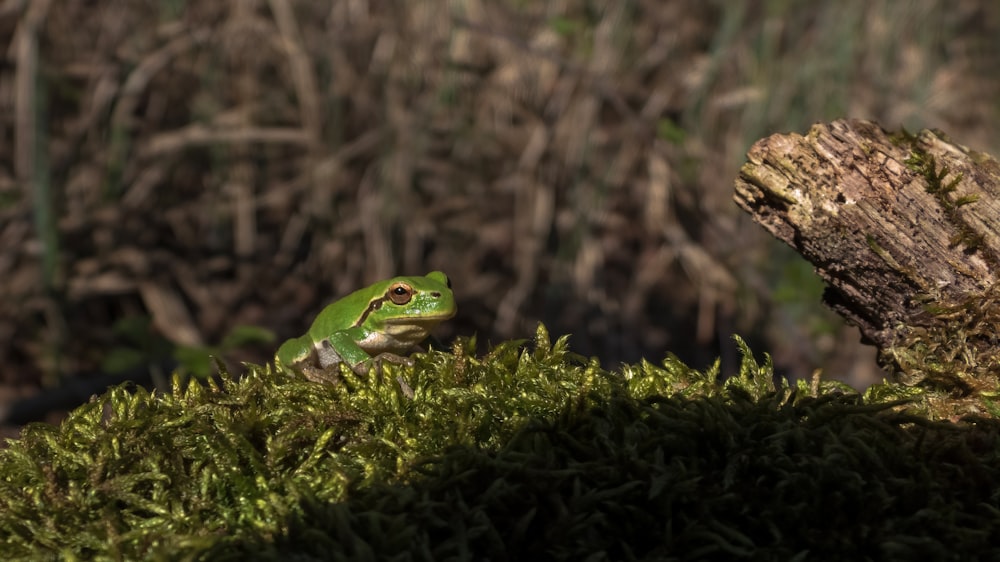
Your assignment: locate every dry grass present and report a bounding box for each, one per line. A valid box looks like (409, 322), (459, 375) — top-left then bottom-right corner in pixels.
(0, 0), (998, 394)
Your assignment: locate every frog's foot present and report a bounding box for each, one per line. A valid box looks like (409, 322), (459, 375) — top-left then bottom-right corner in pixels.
(366, 353), (416, 399)
(395, 375), (415, 399)
(369, 352), (415, 370)
(300, 364), (342, 385)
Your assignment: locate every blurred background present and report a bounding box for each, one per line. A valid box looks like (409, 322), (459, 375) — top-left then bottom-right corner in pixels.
(1, 0), (999, 422)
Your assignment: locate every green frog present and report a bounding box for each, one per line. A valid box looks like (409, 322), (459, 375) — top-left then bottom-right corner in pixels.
(276, 271), (456, 381)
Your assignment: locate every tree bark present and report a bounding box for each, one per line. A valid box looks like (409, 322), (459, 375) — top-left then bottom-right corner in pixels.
(734, 119), (1000, 390)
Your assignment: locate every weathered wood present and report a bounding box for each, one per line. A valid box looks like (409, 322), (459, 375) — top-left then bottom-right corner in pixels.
(734, 119), (1000, 390)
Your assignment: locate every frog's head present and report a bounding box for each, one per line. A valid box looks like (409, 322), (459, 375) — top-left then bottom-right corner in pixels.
(359, 271), (457, 348)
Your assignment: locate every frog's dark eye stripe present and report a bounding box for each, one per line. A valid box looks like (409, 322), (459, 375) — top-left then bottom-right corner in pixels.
(354, 297), (385, 328)
(353, 281), (420, 327)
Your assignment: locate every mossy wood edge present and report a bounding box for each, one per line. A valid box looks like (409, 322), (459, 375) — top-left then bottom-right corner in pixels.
(735, 119), (1000, 391)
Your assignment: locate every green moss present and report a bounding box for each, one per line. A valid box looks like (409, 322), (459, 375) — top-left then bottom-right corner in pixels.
(887, 126), (918, 148)
(876, 127), (1000, 404)
(270, 393), (1000, 561)
(900, 134), (986, 256)
(865, 234), (913, 278)
(0, 326), (998, 559)
(882, 284), (1000, 404)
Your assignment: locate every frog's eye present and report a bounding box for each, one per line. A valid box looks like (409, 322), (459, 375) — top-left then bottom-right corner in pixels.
(388, 282), (414, 305)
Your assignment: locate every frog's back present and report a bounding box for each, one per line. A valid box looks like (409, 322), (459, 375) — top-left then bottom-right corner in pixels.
(305, 283), (386, 339)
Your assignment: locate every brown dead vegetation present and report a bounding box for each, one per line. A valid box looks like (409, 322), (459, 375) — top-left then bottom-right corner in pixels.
(0, 1), (998, 405)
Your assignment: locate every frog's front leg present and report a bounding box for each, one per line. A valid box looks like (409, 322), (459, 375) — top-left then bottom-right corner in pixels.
(299, 334), (360, 384)
(315, 338), (348, 369)
(370, 352), (415, 369)
(315, 331), (370, 371)
(315, 334), (416, 396)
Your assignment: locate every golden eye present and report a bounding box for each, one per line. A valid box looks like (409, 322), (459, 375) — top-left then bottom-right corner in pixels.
(388, 282), (414, 305)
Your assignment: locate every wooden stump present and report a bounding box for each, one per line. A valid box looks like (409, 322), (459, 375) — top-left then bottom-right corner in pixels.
(734, 119), (1000, 394)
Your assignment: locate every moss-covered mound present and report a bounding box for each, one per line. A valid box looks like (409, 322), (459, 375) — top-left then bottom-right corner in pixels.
(275, 392), (1000, 561)
(1, 327), (998, 559)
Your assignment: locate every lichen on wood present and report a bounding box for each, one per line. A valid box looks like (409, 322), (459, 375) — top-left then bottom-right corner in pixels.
(735, 119), (1000, 400)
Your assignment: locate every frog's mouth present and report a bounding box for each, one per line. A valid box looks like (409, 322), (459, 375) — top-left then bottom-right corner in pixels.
(373, 313), (454, 352)
(383, 310), (457, 325)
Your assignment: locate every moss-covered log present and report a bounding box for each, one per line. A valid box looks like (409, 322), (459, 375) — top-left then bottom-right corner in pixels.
(734, 119), (1000, 392)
